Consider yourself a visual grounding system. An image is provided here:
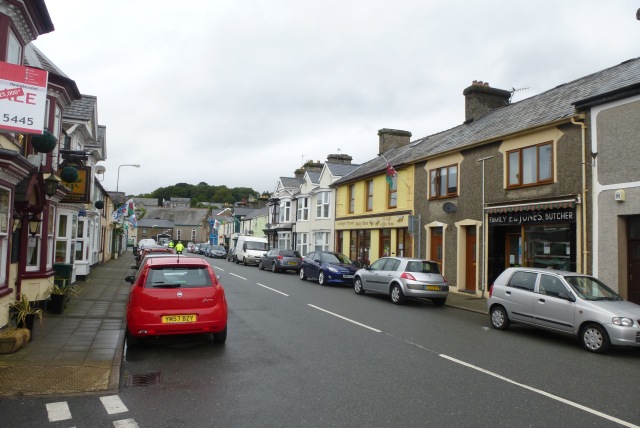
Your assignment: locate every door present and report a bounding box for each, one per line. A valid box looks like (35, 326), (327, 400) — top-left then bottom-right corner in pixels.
(430, 228), (443, 271)
(533, 273), (575, 332)
(629, 239), (640, 304)
(465, 227), (476, 292)
(506, 233), (522, 268)
(360, 258), (388, 292)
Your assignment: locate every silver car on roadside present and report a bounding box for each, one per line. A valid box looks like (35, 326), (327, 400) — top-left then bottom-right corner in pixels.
(488, 267), (640, 353)
(353, 257), (449, 306)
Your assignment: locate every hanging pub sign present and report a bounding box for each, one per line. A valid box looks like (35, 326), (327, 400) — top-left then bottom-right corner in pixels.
(488, 207), (576, 226)
(0, 62), (48, 134)
(61, 162), (91, 204)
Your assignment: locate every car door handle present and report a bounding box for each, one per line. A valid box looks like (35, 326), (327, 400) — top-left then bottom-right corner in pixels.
(538, 298), (545, 303)
(505, 291), (511, 295)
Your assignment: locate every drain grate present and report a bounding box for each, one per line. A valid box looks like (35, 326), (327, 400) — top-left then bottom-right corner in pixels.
(125, 371), (161, 387)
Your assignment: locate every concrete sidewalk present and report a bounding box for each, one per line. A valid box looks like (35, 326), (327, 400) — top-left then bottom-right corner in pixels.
(0, 251), (135, 398)
(0, 251), (487, 398)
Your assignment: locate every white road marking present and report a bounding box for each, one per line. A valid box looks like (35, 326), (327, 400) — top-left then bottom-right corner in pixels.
(229, 272), (246, 280)
(46, 401), (71, 422)
(100, 395), (129, 414)
(113, 418), (140, 428)
(439, 354), (640, 428)
(308, 304), (382, 333)
(256, 283), (289, 296)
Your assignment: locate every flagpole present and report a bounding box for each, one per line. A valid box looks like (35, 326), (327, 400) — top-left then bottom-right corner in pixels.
(379, 153), (409, 188)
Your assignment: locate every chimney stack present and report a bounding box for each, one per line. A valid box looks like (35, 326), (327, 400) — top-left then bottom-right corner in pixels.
(326, 153), (352, 164)
(463, 81), (511, 123)
(378, 128), (412, 155)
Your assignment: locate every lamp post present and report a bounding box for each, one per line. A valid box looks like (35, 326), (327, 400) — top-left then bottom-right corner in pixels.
(477, 156), (493, 297)
(114, 163), (140, 256)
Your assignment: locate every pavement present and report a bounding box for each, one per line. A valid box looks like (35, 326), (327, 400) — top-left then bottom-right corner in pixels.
(0, 252), (488, 398)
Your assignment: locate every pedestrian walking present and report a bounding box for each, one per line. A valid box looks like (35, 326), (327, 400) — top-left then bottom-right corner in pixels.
(175, 241), (184, 254)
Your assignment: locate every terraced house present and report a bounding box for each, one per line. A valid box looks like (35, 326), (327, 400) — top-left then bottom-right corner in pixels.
(332, 57), (640, 298)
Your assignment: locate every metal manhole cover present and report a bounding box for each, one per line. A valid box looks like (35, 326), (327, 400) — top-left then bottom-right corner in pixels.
(125, 371), (161, 387)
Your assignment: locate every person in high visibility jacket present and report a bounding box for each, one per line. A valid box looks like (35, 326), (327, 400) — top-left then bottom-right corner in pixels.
(175, 241), (184, 254)
(168, 240), (174, 248)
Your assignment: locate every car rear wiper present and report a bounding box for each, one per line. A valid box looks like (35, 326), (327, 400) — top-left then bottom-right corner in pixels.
(152, 283), (181, 288)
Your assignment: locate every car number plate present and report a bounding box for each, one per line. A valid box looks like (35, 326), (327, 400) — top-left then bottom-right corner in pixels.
(425, 285), (440, 291)
(162, 314), (196, 323)
(288, 261), (298, 265)
(343, 275), (354, 279)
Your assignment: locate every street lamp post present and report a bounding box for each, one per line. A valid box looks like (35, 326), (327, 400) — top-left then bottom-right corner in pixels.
(477, 156), (493, 297)
(114, 164), (140, 256)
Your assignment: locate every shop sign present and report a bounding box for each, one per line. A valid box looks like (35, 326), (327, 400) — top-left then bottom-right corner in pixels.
(61, 166), (91, 204)
(488, 207), (575, 226)
(336, 214), (409, 230)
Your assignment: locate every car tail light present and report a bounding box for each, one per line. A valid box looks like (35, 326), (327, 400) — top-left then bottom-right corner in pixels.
(488, 284), (494, 297)
(400, 272), (417, 281)
(277, 255), (283, 260)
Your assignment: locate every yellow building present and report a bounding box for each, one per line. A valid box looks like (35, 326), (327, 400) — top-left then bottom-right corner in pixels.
(333, 129), (415, 266)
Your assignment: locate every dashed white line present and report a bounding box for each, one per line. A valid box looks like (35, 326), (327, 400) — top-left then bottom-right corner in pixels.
(439, 354), (640, 428)
(256, 283), (289, 296)
(46, 401), (71, 422)
(100, 395), (129, 414)
(113, 418), (140, 428)
(229, 272), (246, 280)
(308, 304), (382, 332)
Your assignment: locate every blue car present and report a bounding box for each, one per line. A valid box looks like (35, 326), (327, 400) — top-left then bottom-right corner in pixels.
(299, 251), (358, 286)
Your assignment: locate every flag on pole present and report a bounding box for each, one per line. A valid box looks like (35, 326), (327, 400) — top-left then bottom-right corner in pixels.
(385, 163), (397, 188)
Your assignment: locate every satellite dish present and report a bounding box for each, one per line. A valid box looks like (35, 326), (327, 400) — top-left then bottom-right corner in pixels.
(265, 223), (271, 228)
(443, 202), (457, 214)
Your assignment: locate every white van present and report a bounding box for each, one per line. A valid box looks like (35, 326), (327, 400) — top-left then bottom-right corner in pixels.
(235, 236), (268, 266)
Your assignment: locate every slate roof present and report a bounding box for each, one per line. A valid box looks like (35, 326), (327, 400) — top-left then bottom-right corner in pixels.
(325, 161), (361, 178)
(243, 206), (269, 220)
(280, 177), (303, 188)
(232, 207), (254, 217)
(143, 207), (208, 226)
(137, 218), (173, 228)
(333, 57), (640, 185)
(133, 197), (160, 207)
(306, 171), (321, 184)
(65, 94), (97, 121)
(24, 44), (68, 77)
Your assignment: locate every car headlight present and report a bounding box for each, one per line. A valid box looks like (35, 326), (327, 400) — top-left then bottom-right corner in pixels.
(612, 317), (634, 327)
(327, 266), (339, 273)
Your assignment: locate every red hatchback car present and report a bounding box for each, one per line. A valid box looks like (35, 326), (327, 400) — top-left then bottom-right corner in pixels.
(125, 256), (228, 345)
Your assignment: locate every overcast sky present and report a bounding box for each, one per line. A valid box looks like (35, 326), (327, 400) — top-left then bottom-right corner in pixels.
(33, 1), (640, 197)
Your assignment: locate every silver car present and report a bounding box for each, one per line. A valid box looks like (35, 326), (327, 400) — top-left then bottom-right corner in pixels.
(353, 257), (449, 306)
(488, 267), (640, 353)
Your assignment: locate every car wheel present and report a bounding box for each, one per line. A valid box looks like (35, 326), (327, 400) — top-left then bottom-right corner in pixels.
(258, 260), (264, 270)
(271, 262), (278, 273)
(126, 330), (140, 347)
(431, 298), (446, 307)
(580, 323), (610, 353)
(235, 257), (239, 264)
(213, 326), (227, 344)
(318, 271), (326, 286)
(354, 277), (365, 295)
(390, 283), (406, 304)
(300, 267), (307, 280)
(490, 305), (510, 330)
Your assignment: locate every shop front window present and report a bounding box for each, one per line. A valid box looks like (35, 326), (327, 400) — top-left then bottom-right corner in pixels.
(526, 225), (572, 271)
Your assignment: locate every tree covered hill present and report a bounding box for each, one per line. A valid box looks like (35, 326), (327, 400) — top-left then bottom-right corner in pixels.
(135, 182), (266, 207)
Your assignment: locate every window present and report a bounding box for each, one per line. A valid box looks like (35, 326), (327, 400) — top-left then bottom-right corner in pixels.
(297, 232), (309, 255)
(297, 197), (309, 221)
(507, 142), (553, 187)
(191, 229), (196, 242)
(507, 271), (537, 291)
(314, 232), (330, 252)
(366, 180), (373, 211)
(279, 200), (291, 222)
(47, 206), (55, 269)
(429, 164), (458, 198)
(6, 30), (22, 64)
(538, 274), (568, 298)
(278, 232), (291, 250)
(177, 229), (181, 240)
(316, 192), (330, 218)
(0, 188), (9, 287)
(348, 185), (355, 213)
(27, 219), (42, 271)
(388, 176), (397, 208)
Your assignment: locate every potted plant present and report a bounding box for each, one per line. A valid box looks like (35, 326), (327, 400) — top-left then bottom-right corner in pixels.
(0, 327), (31, 354)
(47, 279), (79, 314)
(8, 294), (43, 338)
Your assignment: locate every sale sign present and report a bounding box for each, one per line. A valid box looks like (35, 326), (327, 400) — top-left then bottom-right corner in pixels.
(0, 61), (48, 134)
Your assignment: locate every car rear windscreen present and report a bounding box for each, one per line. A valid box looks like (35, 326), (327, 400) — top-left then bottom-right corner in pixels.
(145, 267), (212, 288)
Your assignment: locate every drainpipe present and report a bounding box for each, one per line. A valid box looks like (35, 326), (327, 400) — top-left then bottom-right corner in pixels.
(570, 116), (588, 273)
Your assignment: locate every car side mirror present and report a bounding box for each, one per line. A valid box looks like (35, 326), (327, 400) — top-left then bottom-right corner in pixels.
(125, 275), (136, 284)
(558, 292), (575, 302)
(216, 274), (221, 281)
